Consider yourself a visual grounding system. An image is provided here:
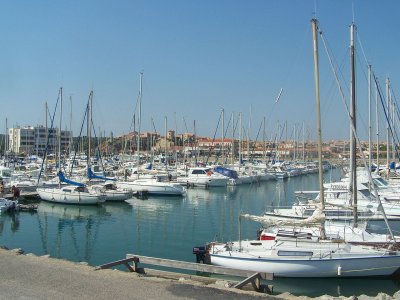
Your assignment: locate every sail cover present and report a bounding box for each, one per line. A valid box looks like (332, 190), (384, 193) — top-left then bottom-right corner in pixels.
(87, 167), (116, 181)
(57, 171), (85, 187)
(241, 207), (325, 227)
(213, 166), (238, 179)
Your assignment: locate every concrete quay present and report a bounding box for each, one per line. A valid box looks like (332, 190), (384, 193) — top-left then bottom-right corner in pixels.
(0, 247), (398, 300)
(0, 247), (276, 300)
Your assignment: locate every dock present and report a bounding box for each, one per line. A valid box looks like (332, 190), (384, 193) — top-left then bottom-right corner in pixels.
(1, 191), (39, 200)
(96, 254), (274, 294)
(1, 247), (278, 300)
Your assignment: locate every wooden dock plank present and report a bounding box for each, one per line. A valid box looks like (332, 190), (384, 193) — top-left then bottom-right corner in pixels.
(126, 254), (274, 280)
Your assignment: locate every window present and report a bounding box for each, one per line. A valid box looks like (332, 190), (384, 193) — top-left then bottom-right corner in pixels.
(277, 250), (313, 257)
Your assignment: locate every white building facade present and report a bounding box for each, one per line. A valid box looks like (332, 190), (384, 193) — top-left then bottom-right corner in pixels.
(8, 126), (72, 156)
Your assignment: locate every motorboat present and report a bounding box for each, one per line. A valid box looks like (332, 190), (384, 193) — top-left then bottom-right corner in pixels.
(117, 177), (186, 196)
(176, 167), (228, 187)
(89, 182), (133, 201)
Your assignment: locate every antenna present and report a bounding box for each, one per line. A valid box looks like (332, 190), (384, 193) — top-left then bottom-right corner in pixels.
(313, 0), (318, 19)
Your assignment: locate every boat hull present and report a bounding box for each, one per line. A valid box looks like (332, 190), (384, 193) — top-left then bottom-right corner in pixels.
(208, 240), (400, 278)
(210, 251), (400, 278)
(117, 181), (185, 196)
(37, 187), (104, 205)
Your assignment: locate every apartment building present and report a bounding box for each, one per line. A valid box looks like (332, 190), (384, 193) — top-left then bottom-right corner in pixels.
(8, 125), (72, 155)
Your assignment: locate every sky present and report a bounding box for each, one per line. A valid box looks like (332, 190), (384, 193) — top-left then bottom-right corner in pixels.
(0, 0), (399, 142)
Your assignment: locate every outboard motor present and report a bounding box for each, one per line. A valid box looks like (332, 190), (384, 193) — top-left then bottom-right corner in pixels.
(193, 246), (209, 264)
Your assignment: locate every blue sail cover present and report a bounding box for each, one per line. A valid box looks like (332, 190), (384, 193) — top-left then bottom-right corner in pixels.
(213, 166), (238, 179)
(57, 171), (85, 187)
(87, 167), (116, 181)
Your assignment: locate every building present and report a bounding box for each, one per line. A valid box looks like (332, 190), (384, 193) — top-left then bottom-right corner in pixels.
(8, 125), (72, 156)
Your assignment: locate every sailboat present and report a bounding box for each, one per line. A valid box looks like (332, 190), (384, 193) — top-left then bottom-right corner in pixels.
(116, 72), (186, 196)
(37, 89), (105, 205)
(82, 91), (132, 202)
(197, 19), (400, 278)
(37, 171), (106, 205)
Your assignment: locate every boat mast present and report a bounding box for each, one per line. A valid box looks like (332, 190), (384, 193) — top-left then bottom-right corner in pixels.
(311, 18), (326, 239)
(4, 118), (8, 163)
(386, 78), (390, 178)
(137, 72), (143, 179)
(375, 76), (380, 172)
(239, 112), (242, 168)
(88, 91), (93, 172)
(350, 23), (358, 226)
(165, 116), (168, 169)
(69, 95), (73, 159)
(263, 116), (266, 164)
(368, 65), (372, 171)
(58, 87), (63, 187)
(221, 108), (224, 164)
(232, 112), (235, 165)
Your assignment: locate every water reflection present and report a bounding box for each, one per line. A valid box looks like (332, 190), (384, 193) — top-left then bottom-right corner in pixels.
(0, 213), (21, 234)
(36, 202), (109, 263)
(1, 169), (400, 297)
(37, 201), (108, 219)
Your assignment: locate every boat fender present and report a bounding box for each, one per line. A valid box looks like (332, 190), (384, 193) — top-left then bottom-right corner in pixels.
(337, 266), (342, 276)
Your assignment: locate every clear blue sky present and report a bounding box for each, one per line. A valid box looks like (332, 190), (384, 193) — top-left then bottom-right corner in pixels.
(0, 0), (399, 142)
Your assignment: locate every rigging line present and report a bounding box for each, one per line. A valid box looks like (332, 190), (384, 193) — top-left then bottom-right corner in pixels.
(249, 119), (264, 160)
(222, 113), (234, 165)
(205, 111), (222, 165)
(90, 118), (106, 176)
(151, 118), (157, 133)
(356, 30), (370, 66)
(37, 88), (62, 185)
(128, 90), (141, 134)
(70, 96), (90, 177)
(372, 73), (400, 160)
(316, 28), (348, 118)
(223, 112), (232, 140)
(320, 27), (396, 241)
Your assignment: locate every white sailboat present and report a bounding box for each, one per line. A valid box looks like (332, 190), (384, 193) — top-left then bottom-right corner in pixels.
(37, 171), (106, 205)
(36, 89), (105, 205)
(200, 19), (400, 278)
(116, 73), (186, 197)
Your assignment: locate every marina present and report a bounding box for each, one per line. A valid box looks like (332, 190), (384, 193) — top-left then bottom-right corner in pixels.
(2, 2), (400, 298)
(1, 168), (400, 297)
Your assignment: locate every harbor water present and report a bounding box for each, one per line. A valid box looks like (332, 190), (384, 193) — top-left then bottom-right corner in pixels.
(1, 168), (400, 297)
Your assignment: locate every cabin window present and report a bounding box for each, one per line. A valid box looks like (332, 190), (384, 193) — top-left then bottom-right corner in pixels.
(277, 250), (313, 256)
(192, 170), (206, 175)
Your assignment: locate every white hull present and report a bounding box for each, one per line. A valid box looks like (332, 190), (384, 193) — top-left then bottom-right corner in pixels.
(209, 240), (400, 277)
(89, 184), (133, 201)
(37, 186), (105, 205)
(177, 177), (228, 187)
(176, 167), (229, 187)
(263, 207), (400, 221)
(117, 179), (185, 196)
(103, 190), (133, 201)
